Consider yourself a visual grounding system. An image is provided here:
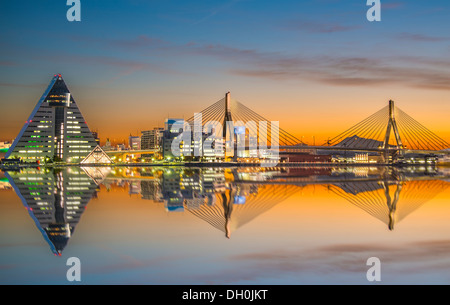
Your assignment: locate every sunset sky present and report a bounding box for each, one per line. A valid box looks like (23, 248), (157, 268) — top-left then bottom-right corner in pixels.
(1, 0), (450, 145)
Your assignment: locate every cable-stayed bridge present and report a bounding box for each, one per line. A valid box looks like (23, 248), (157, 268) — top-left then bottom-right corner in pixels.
(323, 100), (449, 159)
(102, 93), (449, 165)
(186, 92), (303, 147)
(186, 94), (449, 163)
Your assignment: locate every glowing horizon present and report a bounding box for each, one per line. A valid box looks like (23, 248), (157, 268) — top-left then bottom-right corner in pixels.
(1, 76), (449, 147)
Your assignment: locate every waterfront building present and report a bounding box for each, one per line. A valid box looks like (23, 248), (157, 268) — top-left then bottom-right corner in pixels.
(0, 141), (11, 150)
(162, 118), (186, 159)
(141, 127), (164, 161)
(161, 118), (226, 161)
(129, 135), (141, 150)
(80, 145), (113, 164)
(102, 138), (113, 151)
(6, 74), (97, 163)
(201, 132), (225, 160)
(141, 128), (164, 150)
(92, 131), (100, 146)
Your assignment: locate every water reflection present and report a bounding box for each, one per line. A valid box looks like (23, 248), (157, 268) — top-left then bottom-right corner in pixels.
(5, 168), (98, 256)
(329, 179), (449, 230)
(3, 165), (450, 256)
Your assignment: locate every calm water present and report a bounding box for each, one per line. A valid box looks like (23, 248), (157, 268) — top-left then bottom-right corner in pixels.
(1, 166), (450, 284)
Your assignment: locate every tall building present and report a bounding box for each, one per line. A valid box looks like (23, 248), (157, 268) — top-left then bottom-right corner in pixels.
(91, 131), (100, 146)
(162, 118), (186, 159)
(141, 128), (163, 150)
(129, 135), (141, 150)
(6, 74), (97, 163)
(161, 118), (224, 160)
(0, 141), (11, 150)
(103, 138), (113, 150)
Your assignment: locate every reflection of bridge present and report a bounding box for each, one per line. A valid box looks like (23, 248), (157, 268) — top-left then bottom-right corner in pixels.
(329, 179), (450, 230)
(5, 166), (450, 256)
(108, 166), (450, 234)
(187, 181), (299, 239)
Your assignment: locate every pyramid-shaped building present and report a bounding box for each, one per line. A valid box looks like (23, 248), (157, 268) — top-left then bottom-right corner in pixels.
(6, 74), (98, 163)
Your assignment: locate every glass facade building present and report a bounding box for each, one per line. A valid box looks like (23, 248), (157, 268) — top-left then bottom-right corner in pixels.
(6, 74), (98, 163)
(141, 128), (163, 150)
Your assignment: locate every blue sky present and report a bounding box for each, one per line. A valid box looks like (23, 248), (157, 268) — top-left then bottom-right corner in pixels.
(1, 0), (450, 143)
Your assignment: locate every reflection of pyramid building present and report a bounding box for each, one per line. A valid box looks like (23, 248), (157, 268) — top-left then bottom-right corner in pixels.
(6, 74), (97, 163)
(82, 166), (111, 185)
(187, 184), (299, 238)
(329, 179), (450, 230)
(5, 168), (97, 255)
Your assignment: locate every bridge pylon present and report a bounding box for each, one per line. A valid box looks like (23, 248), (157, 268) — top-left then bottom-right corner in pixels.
(381, 180), (403, 231)
(383, 100), (404, 163)
(223, 92), (237, 161)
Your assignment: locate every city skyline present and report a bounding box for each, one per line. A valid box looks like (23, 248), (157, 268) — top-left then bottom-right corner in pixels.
(3, 1), (450, 287)
(1, 1), (450, 145)
(1, 72), (449, 148)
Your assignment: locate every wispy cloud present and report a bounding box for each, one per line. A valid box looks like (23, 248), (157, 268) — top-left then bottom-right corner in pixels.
(111, 35), (167, 49)
(0, 82), (46, 88)
(382, 2), (405, 10)
(0, 264), (17, 270)
(184, 42), (450, 90)
(87, 244), (184, 276)
(397, 32), (450, 42)
(285, 20), (363, 33)
(69, 34), (168, 51)
(0, 61), (16, 67)
(193, 0), (243, 25)
(66, 34), (450, 91)
(191, 239), (450, 284)
(29, 50), (177, 86)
